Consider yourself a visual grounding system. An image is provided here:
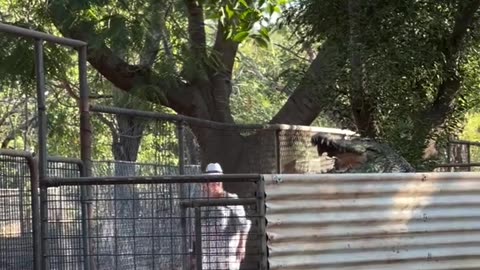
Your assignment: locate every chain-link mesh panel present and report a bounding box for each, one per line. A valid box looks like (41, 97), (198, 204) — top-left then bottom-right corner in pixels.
(45, 179), (262, 270)
(46, 160), (84, 270)
(278, 129), (334, 173)
(0, 154), (34, 270)
(184, 124), (279, 176)
(435, 141), (480, 172)
(183, 126), (201, 168)
(90, 106), (348, 176)
(468, 143), (480, 172)
(91, 112), (185, 171)
(241, 129), (277, 174)
(198, 199), (260, 270)
(88, 183), (183, 270)
(92, 161), (182, 177)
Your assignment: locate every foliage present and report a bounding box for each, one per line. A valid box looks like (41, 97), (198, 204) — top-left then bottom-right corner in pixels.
(0, 0), (296, 167)
(231, 29), (308, 123)
(460, 112), (480, 162)
(286, 0), (480, 167)
(3, 0), (480, 173)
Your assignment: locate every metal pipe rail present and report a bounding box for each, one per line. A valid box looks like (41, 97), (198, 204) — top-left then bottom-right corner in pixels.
(436, 162), (480, 168)
(44, 174), (262, 186)
(180, 198), (258, 208)
(263, 171), (480, 184)
(0, 22), (86, 47)
(91, 105), (357, 135)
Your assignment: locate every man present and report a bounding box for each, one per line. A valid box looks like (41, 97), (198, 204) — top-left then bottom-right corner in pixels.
(199, 163), (251, 270)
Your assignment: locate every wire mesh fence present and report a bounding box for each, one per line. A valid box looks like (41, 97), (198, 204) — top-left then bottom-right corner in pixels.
(43, 175), (264, 270)
(90, 105), (354, 177)
(435, 140), (480, 172)
(0, 151), (36, 270)
(45, 158), (84, 270)
(91, 161), (202, 177)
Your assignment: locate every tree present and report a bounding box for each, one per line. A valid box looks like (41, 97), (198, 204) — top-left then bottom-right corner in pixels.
(32, 0), (296, 177)
(286, 0), (480, 168)
(2, 0), (479, 171)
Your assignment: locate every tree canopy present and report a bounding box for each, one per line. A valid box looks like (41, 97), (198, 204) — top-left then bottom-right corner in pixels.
(1, 0), (480, 170)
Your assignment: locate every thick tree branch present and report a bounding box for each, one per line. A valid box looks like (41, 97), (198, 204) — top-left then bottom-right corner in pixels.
(57, 80), (112, 101)
(422, 0), (480, 128)
(270, 39), (346, 125)
(1, 115), (37, 148)
(47, 2), (197, 115)
(274, 43), (311, 62)
(185, 0), (207, 58)
(97, 113), (120, 144)
(212, 22), (239, 75)
(159, 5), (175, 64)
(348, 0), (376, 137)
(0, 99), (26, 127)
(201, 22), (239, 122)
(140, 0), (168, 66)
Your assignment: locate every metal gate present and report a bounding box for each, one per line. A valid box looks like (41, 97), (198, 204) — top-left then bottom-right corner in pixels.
(0, 150), (40, 270)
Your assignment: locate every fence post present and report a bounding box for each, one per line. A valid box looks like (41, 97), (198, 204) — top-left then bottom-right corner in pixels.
(446, 141), (452, 172)
(275, 130), (281, 174)
(78, 44), (94, 270)
(27, 154), (42, 270)
(194, 206), (202, 270)
(467, 143), (471, 172)
(34, 38), (50, 270)
(177, 121), (189, 269)
(178, 121), (186, 175)
(257, 177), (267, 270)
(19, 177), (25, 235)
(79, 162), (92, 270)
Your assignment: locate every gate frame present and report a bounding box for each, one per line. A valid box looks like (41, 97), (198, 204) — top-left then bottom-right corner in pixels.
(0, 22), (91, 270)
(0, 149), (41, 269)
(45, 174), (267, 270)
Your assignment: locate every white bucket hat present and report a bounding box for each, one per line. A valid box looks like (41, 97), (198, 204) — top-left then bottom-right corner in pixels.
(205, 163), (223, 174)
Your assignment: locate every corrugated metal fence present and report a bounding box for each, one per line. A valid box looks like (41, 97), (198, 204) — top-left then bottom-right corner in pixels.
(264, 173), (480, 270)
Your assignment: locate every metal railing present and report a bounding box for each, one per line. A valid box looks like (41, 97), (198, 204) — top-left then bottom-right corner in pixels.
(42, 174), (266, 270)
(0, 21), (92, 270)
(0, 149), (40, 270)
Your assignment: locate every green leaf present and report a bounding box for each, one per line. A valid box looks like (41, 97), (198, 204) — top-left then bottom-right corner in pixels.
(238, 0), (249, 8)
(233, 31), (250, 42)
(259, 27), (270, 41)
(266, 3), (275, 15)
(252, 34), (269, 48)
(258, 0), (266, 8)
(225, 4), (235, 19)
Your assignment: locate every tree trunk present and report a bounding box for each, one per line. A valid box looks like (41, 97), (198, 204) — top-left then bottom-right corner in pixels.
(109, 102), (146, 269)
(348, 0), (376, 137)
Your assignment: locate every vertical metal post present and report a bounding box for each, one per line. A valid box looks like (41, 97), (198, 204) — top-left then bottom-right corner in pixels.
(467, 143), (471, 172)
(34, 39), (49, 270)
(177, 121), (188, 269)
(178, 121), (186, 175)
(78, 45), (94, 270)
(257, 178), (267, 270)
(275, 130), (281, 174)
(28, 155), (42, 270)
(446, 141), (451, 172)
(194, 206), (202, 270)
(79, 45), (92, 179)
(79, 164), (91, 270)
(19, 181), (25, 235)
